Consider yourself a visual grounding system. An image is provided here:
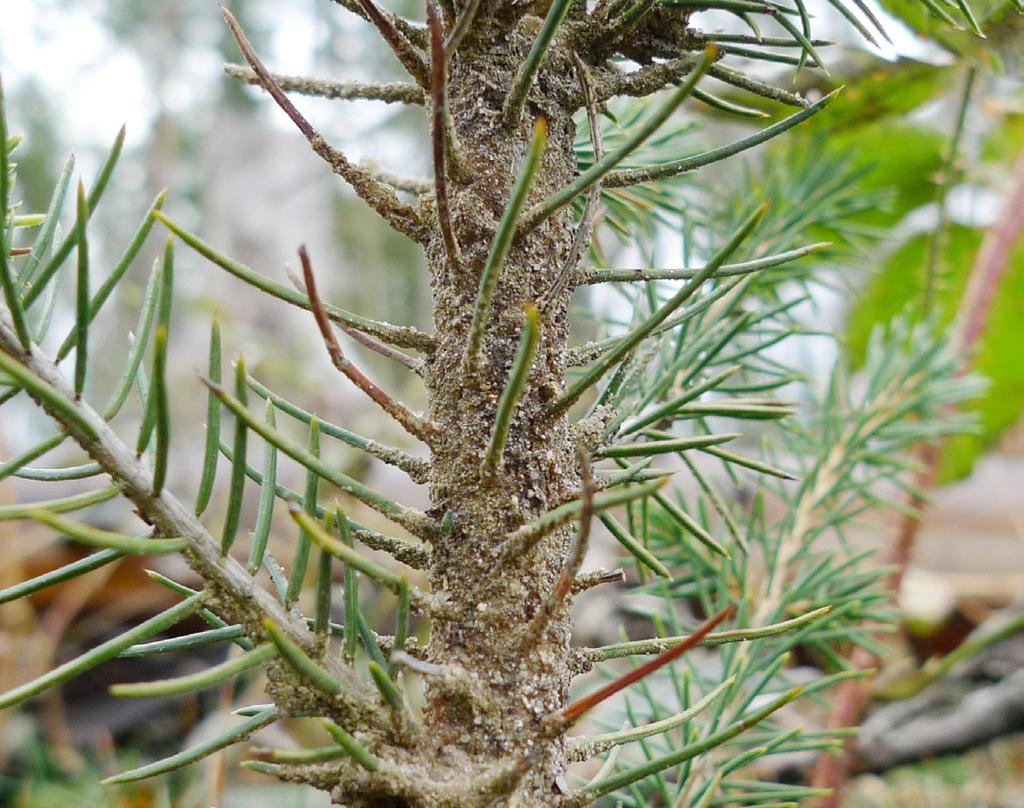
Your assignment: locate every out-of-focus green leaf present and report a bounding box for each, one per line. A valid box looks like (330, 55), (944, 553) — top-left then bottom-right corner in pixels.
(942, 238), (1024, 480)
(981, 112), (1024, 165)
(845, 224), (1024, 481)
(821, 123), (944, 225)
(846, 228), (976, 364)
(815, 60), (952, 129)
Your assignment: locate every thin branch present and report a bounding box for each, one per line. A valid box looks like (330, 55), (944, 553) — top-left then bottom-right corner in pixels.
(502, 0), (574, 126)
(598, 432), (741, 458)
(571, 567), (625, 594)
(298, 246), (437, 444)
(603, 89), (837, 188)
(285, 270), (421, 372)
(352, 0), (430, 87)
(388, 651), (447, 677)
(704, 31), (833, 47)
(220, 7), (427, 242)
(522, 453), (595, 641)
(539, 54), (603, 313)
(583, 605), (832, 665)
(522, 47), (714, 234)
(660, 0), (803, 18)
(591, 457), (659, 488)
(428, 3), (462, 271)
(339, 323), (422, 372)
(444, 0), (482, 56)
(707, 62), (809, 106)
(330, 0), (428, 47)
(358, 160), (431, 194)
(716, 42), (819, 67)
(576, 242), (829, 284)
(591, 55), (701, 104)
(223, 65), (425, 104)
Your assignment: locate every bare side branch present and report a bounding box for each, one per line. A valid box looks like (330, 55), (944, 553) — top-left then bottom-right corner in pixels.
(352, 0), (430, 87)
(220, 7), (428, 243)
(339, 324), (422, 372)
(603, 90), (837, 188)
(358, 159), (432, 194)
(571, 567), (625, 594)
(224, 65), (425, 104)
(708, 62), (810, 106)
(539, 53), (603, 312)
(299, 246), (438, 445)
(330, 0), (428, 48)
(591, 55), (702, 104)
(428, 3), (462, 271)
(445, 0), (483, 56)
(285, 271), (422, 372)
(521, 453), (595, 641)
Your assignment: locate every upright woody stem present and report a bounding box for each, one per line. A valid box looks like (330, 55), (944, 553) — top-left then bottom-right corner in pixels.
(418, 28), (582, 803)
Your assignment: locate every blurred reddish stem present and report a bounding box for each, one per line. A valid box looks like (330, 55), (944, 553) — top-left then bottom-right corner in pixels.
(811, 150), (1024, 806)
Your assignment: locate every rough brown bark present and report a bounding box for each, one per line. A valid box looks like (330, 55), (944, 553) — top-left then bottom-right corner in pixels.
(308, 21), (592, 808)
(418, 25), (580, 806)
